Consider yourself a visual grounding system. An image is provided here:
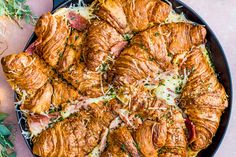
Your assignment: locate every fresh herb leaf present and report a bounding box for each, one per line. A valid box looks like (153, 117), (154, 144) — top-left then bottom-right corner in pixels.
(16, 0), (26, 3)
(175, 86), (182, 94)
(168, 52), (173, 57)
(149, 57), (154, 61)
(75, 35), (79, 40)
(123, 34), (132, 41)
(121, 144), (126, 152)
(70, 44), (75, 48)
(0, 134), (13, 148)
(8, 152), (16, 157)
(0, 112), (15, 157)
(24, 14), (31, 24)
(0, 6), (4, 16)
(154, 32), (159, 37)
(0, 125), (11, 136)
(99, 63), (109, 72)
(0, 0), (37, 28)
(0, 113), (8, 122)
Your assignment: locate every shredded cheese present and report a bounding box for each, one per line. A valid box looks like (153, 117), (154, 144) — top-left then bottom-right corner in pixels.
(199, 44), (212, 66)
(165, 10), (189, 23)
(53, 0), (95, 21)
(153, 69), (188, 105)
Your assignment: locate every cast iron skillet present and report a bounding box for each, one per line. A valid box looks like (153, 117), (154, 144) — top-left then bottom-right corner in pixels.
(17, 0), (232, 156)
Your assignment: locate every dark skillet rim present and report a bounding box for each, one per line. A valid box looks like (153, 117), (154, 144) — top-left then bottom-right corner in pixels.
(17, 0), (232, 156)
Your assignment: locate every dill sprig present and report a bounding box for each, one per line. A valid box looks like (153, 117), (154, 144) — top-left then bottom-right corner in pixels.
(0, 0), (37, 29)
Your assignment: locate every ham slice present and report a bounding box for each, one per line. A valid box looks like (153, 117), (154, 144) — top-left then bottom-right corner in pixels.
(67, 11), (89, 31)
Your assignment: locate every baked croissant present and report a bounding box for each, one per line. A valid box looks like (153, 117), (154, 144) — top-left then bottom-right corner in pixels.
(34, 13), (112, 97)
(180, 48), (228, 151)
(103, 97), (187, 157)
(1, 52), (51, 94)
(96, 0), (171, 33)
(1, 52), (80, 113)
(35, 12), (70, 67)
(23, 82), (53, 113)
(111, 22), (206, 87)
(101, 144), (130, 157)
(33, 102), (115, 157)
(132, 97), (187, 157)
(58, 30), (86, 72)
(102, 126), (140, 157)
(111, 44), (162, 86)
(84, 19), (127, 71)
(132, 22), (206, 68)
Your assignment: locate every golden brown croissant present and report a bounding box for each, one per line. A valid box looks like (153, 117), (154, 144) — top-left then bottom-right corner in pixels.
(22, 82), (53, 113)
(35, 12), (70, 67)
(1, 52), (51, 94)
(131, 22), (206, 68)
(102, 126), (140, 157)
(34, 13), (111, 97)
(111, 44), (162, 87)
(102, 97), (187, 157)
(134, 120), (158, 157)
(51, 78), (80, 107)
(58, 30), (86, 72)
(132, 99), (187, 157)
(33, 102), (115, 157)
(111, 22), (206, 87)
(1, 1), (228, 156)
(1, 52), (80, 113)
(96, 0), (171, 33)
(84, 19), (127, 71)
(180, 48), (228, 151)
(101, 144), (130, 157)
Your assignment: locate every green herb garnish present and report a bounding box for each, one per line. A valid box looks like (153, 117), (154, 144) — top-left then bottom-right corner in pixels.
(99, 62), (109, 73)
(149, 57), (155, 61)
(167, 52), (173, 57)
(123, 33), (132, 41)
(0, 0), (37, 29)
(121, 144), (126, 152)
(154, 32), (159, 37)
(75, 35), (79, 40)
(0, 112), (16, 157)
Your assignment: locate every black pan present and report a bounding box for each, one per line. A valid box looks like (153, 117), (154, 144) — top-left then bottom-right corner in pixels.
(17, 0), (232, 156)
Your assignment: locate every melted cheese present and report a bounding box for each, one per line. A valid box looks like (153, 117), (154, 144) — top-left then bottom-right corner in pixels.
(53, 0), (95, 21)
(153, 69), (188, 105)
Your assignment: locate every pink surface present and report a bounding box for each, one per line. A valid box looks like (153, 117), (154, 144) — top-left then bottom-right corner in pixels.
(0, 0), (235, 156)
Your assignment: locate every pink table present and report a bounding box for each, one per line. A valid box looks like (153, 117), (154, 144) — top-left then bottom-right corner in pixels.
(0, 0), (235, 156)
